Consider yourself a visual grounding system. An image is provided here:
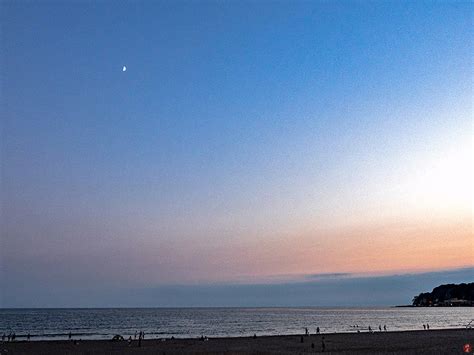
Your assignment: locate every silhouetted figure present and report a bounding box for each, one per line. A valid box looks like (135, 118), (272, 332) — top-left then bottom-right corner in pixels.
(426, 323), (429, 330)
(321, 337), (326, 352)
(128, 336), (132, 345)
(384, 325), (387, 331)
(142, 331), (145, 339)
(368, 326), (372, 333)
(316, 327), (320, 334)
(253, 333), (257, 339)
(305, 327), (309, 336)
(379, 325), (382, 332)
(138, 332), (142, 347)
(423, 324), (426, 330)
(69, 331), (72, 340)
(27, 333), (30, 341)
(134, 331), (137, 340)
(12, 333), (16, 342)
(7, 333), (11, 342)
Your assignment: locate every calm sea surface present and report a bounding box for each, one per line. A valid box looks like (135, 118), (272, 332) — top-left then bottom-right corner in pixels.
(0, 308), (473, 340)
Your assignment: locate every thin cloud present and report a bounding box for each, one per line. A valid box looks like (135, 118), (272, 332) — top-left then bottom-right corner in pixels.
(304, 272), (353, 280)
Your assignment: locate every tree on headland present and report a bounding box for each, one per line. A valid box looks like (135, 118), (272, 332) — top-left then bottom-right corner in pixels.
(412, 283), (474, 306)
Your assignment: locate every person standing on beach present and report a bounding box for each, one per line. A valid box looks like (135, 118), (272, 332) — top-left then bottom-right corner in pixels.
(379, 325), (382, 332)
(426, 323), (429, 330)
(423, 324), (426, 330)
(69, 331), (72, 340)
(316, 327), (320, 334)
(138, 332), (142, 347)
(384, 325), (387, 331)
(27, 333), (30, 341)
(368, 326), (372, 333)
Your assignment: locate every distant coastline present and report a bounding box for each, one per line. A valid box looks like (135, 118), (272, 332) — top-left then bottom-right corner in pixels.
(411, 283), (473, 307)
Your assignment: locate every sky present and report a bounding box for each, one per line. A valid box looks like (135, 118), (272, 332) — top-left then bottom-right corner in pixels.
(1, 1), (472, 307)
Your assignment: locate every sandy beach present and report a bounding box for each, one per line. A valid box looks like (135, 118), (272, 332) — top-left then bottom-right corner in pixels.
(1, 328), (472, 354)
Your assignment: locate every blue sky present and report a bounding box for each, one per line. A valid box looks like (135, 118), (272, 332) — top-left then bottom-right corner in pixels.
(1, 1), (472, 307)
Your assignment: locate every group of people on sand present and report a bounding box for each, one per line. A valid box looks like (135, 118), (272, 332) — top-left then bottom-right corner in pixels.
(2, 333), (18, 342)
(300, 327), (326, 352)
(126, 331), (145, 346)
(423, 323), (430, 330)
(1, 332), (31, 342)
(367, 325), (387, 333)
(303, 326), (321, 336)
(2, 332), (79, 343)
(305, 324), (390, 335)
(300, 333), (326, 352)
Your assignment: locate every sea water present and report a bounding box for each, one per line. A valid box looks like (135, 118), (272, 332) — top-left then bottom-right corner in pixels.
(0, 307), (472, 340)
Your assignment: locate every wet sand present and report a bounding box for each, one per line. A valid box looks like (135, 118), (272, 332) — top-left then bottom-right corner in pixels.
(1, 328), (473, 354)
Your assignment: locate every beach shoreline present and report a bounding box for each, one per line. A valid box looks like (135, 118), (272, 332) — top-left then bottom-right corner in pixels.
(2, 328), (473, 354)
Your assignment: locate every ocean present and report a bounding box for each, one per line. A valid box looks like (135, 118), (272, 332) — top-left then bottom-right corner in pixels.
(0, 307), (472, 341)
